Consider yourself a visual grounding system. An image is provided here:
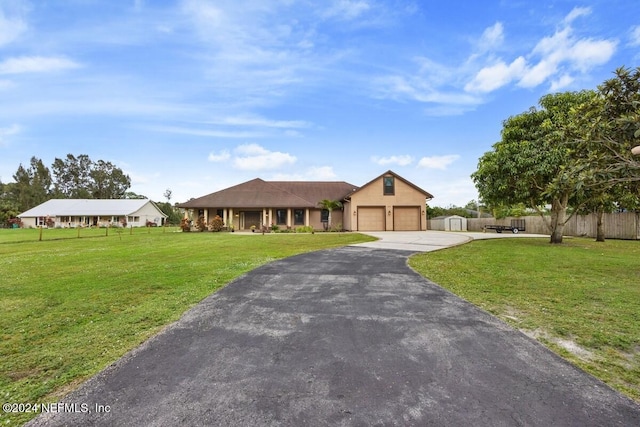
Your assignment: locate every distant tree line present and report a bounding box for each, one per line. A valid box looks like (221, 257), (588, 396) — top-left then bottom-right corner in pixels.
(0, 154), (133, 226)
(427, 200), (482, 219)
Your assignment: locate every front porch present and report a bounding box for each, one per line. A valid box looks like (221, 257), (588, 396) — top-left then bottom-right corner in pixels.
(193, 208), (316, 231)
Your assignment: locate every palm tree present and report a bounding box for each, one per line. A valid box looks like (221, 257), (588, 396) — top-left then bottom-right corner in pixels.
(317, 199), (343, 231)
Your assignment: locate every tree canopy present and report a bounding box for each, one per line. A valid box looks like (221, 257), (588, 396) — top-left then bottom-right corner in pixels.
(52, 154), (130, 199)
(472, 67), (640, 243)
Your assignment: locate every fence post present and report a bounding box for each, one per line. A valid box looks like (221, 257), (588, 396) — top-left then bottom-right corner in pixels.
(77, 226), (81, 238)
(106, 225), (109, 237)
(39, 226), (43, 241)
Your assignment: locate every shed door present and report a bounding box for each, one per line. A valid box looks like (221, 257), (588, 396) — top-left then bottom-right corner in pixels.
(358, 207), (385, 231)
(449, 217), (462, 231)
(394, 206), (420, 231)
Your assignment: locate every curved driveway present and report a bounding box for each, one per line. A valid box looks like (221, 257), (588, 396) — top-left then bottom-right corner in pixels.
(30, 234), (640, 426)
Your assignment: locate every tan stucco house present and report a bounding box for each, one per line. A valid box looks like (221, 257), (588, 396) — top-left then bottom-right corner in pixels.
(179, 170), (433, 232)
(18, 199), (168, 228)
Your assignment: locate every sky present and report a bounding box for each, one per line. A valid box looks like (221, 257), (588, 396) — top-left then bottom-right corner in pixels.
(0, 0), (639, 207)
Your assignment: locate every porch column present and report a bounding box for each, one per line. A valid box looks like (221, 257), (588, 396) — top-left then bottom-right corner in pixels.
(305, 209), (310, 226)
(229, 208), (234, 228)
(223, 209), (228, 226)
(287, 209), (292, 229)
(269, 209), (273, 227)
(204, 209), (209, 224)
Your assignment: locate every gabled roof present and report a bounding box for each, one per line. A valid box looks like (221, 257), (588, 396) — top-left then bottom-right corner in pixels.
(19, 199), (167, 218)
(179, 178), (358, 209)
(347, 170), (434, 200)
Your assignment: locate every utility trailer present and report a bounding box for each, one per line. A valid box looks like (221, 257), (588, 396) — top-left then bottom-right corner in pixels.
(483, 219), (526, 234)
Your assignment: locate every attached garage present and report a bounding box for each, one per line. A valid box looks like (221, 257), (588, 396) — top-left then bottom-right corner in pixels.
(358, 207), (385, 231)
(344, 170), (433, 232)
(393, 206), (421, 231)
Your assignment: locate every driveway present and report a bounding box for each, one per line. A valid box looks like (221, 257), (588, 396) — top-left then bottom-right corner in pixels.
(352, 230), (549, 252)
(29, 241), (640, 426)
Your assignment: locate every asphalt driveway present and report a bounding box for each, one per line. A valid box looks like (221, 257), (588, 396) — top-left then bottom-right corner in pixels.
(30, 245), (640, 426)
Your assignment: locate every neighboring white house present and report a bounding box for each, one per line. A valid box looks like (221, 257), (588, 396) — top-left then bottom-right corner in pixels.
(18, 199), (167, 228)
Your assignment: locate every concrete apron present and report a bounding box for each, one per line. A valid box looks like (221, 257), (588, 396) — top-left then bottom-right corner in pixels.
(352, 230), (548, 252)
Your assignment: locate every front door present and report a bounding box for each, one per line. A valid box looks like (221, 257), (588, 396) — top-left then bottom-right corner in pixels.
(241, 211), (261, 230)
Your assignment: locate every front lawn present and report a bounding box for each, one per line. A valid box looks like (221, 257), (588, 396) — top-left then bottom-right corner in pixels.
(409, 238), (640, 403)
(0, 230), (375, 426)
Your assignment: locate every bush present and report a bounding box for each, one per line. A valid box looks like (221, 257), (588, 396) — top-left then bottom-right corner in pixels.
(7, 217), (22, 228)
(209, 215), (224, 232)
(180, 218), (191, 232)
(195, 215), (207, 232)
(271, 224), (280, 232)
(295, 226), (314, 233)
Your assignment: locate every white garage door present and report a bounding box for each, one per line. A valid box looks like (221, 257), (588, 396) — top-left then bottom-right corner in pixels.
(358, 207), (385, 231)
(394, 206), (420, 231)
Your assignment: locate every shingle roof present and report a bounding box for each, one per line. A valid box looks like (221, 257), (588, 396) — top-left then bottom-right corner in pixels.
(179, 179), (358, 209)
(19, 199), (166, 218)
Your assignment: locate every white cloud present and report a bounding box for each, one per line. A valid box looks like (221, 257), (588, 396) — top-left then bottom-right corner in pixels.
(0, 8), (27, 47)
(0, 56), (81, 75)
(271, 166), (337, 181)
(374, 74), (481, 108)
(210, 115), (311, 129)
(146, 125), (262, 138)
(208, 150), (231, 162)
(322, 0), (371, 20)
(630, 26), (640, 47)
(478, 22), (504, 52)
(466, 8), (616, 93)
(0, 123), (21, 147)
(563, 6), (591, 25)
(568, 38), (618, 72)
(371, 155), (414, 166)
(417, 155), (460, 170)
(233, 143), (297, 170)
(465, 57), (526, 93)
(179, 0), (334, 104)
(549, 74), (574, 91)
(307, 166), (337, 179)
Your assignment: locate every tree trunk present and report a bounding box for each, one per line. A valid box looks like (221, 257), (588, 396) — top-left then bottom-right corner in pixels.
(549, 195), (568, 244)
(595, 206), (605, 242)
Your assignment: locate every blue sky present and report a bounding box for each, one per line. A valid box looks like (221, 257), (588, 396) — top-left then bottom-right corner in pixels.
(0, 0), (639, 207)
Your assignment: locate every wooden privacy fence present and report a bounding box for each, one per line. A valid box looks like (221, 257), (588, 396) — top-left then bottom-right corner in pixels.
(429, 212), (640, 240)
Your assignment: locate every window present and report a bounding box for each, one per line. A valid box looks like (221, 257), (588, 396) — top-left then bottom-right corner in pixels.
(276, 209), (287, 225)
(320, 209), (329, 223)
(294, 209), (305, 225)
(383, 176), (395, 195)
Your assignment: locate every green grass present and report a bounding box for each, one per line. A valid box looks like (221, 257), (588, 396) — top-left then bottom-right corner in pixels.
(409, 238), (640, 403)
(0, 229), (375, 426)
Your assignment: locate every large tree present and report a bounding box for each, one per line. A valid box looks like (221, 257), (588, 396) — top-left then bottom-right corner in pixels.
(472, 91), (596, 244)
(52, 154), (93, 198)
(89, 159), (131, 199)
(0, 180), (20, 227)
(571, 67), (640, 241)
(52, 154), (130, 199)
(11, 157), (53, 212)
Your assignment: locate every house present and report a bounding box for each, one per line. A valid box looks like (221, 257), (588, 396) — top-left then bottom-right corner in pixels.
(18, 199), (168, 228)
(179, 170), (433, 231)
